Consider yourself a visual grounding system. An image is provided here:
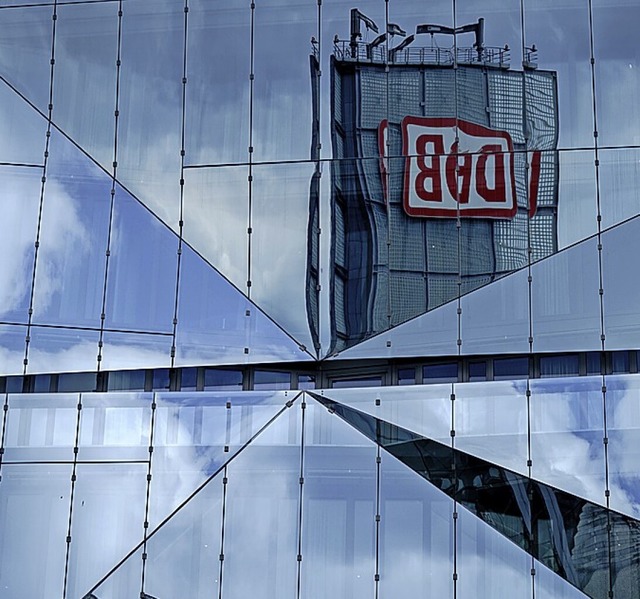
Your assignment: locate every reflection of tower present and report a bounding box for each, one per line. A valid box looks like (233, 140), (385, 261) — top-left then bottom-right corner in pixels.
(311, 11), (559, 355)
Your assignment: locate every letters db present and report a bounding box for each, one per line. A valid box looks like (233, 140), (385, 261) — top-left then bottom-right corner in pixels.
(379, 117), (540, 219)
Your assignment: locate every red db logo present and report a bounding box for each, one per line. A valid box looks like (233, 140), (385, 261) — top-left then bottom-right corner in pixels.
(379, 117), (540, 219)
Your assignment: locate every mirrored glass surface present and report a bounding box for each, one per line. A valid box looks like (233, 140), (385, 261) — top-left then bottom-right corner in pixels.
(456, 505), (531, 599)
(315, 384), (452, 445)
(251, 161), (315, 350)
(78, 392), (152, 461)
(592, 0), (640, 147)
(182, 164), (249, 293)
(524, 0), (593, 149)
(535, 561), (592, 599)
(601, 215), (640, 349)
(0, 166), (42, 325)
(100, 331), (172, 373)
(66, 463), (148, 599)
(31, 129), (111, 328)
(104, 185), (177, 333)
(0, 463), (72, 599)
(175, 241), (311, 367)
(143, 470), (223, 599)
(531, 236), (601, 353)
(302, 399), (377, 599)
(185, 0), (250, 166)
(117, 0), (183, 228)
(604, 374), (640, 519)
(3, 392), (79, 461)
(529, 377), (606, 508)
(149, 390), (293, 526)
(454, 380), (529, 476)
(26, 325), (99, 375)
(0, 5), (52, 113)
(252, 0), (316, 163)
(0, 80), (46, 165)
(84, 545), (144, 599)
(220, 403), (301, 599)
(53, 1), (118, 169)
(379, 454), (453, 597)
(599, 148), (640, 232)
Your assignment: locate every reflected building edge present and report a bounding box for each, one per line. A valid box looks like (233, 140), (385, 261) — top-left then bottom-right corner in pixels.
(0, 2), (639, 599)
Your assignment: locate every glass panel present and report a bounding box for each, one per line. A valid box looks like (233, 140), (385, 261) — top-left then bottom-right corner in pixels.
(83, 546), (144, 599)
(253, 370), (290, 390)
(605, 375), (640, 519)
(397, 367), (415, 385)
(379, 454), (453, 598)
(601, 215), (640, 349)
(331, 376), (382, 389)
(0, 80), (46, 165)
(179, 367), (198, 391)
(302, 399), (377, 599)
(66, 463), (148, 599)
(251, 161), (315, 350)
(599, 148), (640, 232)
(252, 0), (315, 163)
(423, 362), (457, 383)
(493, 357), (529, 380)
(31, 129), (111, 328)
(182, 165), (248, 293)
(78, 392), (152, 462)
(557, 150), (598, 249)
(592, 0), (640, 147)
(3, 393), (79, 461)
(107, 369), (146, 392)
(539, 354), (580, 378)
(117, 0), (183, 228)
(0, 166), (43, 324)
(185, 0), (250, 166)
(26, 325), (99, 375)
(530, 377), (606, 508)
(524, 0), (592, 148)
(535, 560), (592, 599)
(54, 2), (118, 169)
(314, 385), (451, 446)
(454, 380), (529, 476)
(456, 506), (531, 599)
(468, 361), (487, 382)
(0, 5), (52, 112)
(220, 402), (301, 599)
(57, 371), (97, 393)
(100, 331), (171, 373)
(0, 463), (72, 599)
(0, 324), (27, 375)
(149, 390), (293, 526)
(175, 241), (311, 367)
(104, 185), (177, 333)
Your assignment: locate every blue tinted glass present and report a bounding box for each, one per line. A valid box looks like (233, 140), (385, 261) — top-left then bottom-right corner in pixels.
(27, 326), (100, 376)
(468, 361), (487, 381)
(253, 370), (290, 390)
(153, 368), (171, 391)
(423, 362), (458, 382)
(539, 354), (580, 377)
(100, 331), (171, 372)
(493, 357), (529, 380)
(204, 368), (243, 391)
(58, 371), (97, 393)
(180, 367), (198, 391)
(107, 369), (146, 391)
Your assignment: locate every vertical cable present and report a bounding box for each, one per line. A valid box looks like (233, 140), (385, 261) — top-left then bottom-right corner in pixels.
(247, 0), (256, 300)
(295, 397), (306, 599)
(0, 393), (7, 486)
(23, 0), (58, 375)
(450, 383), (458, 599)
(217, 465), (229, 599)
(587, 2), (614, 596)
(139, 395), (157, 595)
(373, 444), (381, 599)
(519, 2), (537, 596)
(384, 0), (392, 334)
(61, 392), (83, 599)
(97, 0), (124, 372)
(170, 0), (190, 369)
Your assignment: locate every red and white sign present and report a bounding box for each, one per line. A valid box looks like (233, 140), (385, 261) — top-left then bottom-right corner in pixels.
(378, 117), (541, 219)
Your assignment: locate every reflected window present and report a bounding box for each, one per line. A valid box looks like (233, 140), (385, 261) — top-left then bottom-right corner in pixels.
(332, 376), (383, 389)
(58, 372), (96, 393)
(611, 351), (630, 374)
(253, 370), (290, 390)
(33, 375), (52, 393)
(180, 367), (198, 391)
(468, 361), (487, 382)
(423, 363), (457, 383)
(586, 352), (602, 375)
(152, 368), (170, 391)
(539, 354), (579, 378)
(107, 370), (146, 391)
(204, 368), (243, 391)
(397, 367), (415, 385)
(5, 376), (23, 393)
(493, 357), (529, 380)
(297, 374), (316, 390)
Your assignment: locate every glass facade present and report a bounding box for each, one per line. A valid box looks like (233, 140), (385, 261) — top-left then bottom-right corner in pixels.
(1, 1), (640, 598)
